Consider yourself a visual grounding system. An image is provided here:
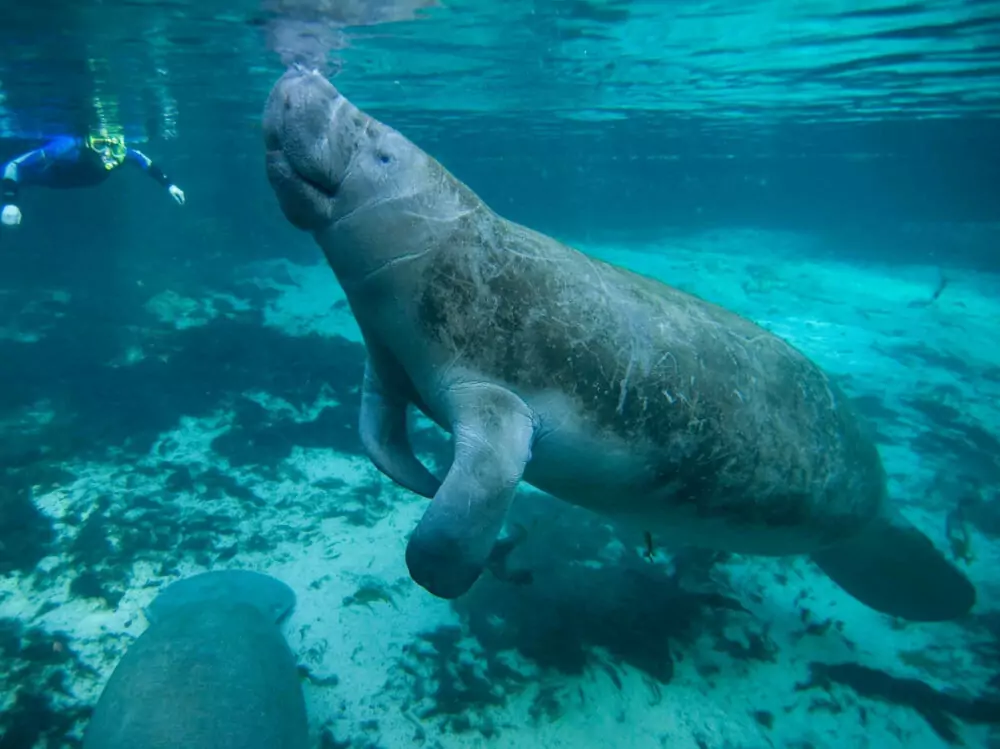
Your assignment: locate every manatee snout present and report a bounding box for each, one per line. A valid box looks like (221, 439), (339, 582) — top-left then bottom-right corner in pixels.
(263, 67), (357, 230)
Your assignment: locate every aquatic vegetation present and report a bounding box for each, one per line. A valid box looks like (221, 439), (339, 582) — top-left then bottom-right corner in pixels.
(329, 478), (400, 529)
(0, 483), (53, 575)
(0, 619), (93, 748)
(342, 580), (398, 611)
(392, 624), (540, 737)
(52, 488), (244, 609)
(1, 302), (366, 466)
(799, 662), (1000, 745)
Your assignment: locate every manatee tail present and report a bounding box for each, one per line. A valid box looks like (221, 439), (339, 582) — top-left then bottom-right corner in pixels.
(810, 507), (976, 622)
(146, 570), (297, 625)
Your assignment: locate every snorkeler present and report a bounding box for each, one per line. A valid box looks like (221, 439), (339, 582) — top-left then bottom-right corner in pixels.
(1, 130), (185, 227)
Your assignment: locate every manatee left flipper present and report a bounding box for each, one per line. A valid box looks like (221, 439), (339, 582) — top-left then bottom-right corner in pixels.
(359, 357), (441, 499)
(405, 383), (535, 599)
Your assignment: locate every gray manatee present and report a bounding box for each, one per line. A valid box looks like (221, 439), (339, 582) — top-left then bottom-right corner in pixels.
(262, 67), (975, 622)
(82, 570), (307, 749)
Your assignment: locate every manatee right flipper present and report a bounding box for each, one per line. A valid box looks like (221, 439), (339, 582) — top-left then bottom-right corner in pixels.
(359, 357), (441, 499)
(811, 506), (976, 622)
(405, 383), (535, 599)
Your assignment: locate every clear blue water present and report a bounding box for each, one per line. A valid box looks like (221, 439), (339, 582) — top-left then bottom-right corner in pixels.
(1, 2), (999, 748)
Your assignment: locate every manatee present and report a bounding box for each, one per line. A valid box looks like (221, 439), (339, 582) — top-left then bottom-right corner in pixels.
(82, 570), (307, 749)
(262, 67), (976, 622)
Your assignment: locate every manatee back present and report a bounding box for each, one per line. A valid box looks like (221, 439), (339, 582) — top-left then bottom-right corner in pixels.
(83, 571), (307, 749)
(146, 569), (296, 625)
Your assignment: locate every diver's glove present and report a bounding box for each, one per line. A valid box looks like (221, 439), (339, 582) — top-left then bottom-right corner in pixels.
(167, 185), (185, 205)
(1, 204), (21, 226)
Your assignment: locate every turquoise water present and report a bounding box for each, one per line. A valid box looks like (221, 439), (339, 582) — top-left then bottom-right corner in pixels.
(1, 1), (999, 748)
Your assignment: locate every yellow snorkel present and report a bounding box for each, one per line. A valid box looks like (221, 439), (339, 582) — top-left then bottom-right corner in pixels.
(86, 130), (127, 170)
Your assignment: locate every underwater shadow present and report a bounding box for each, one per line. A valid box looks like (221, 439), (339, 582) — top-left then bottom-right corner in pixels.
(454, 495), (753, 685)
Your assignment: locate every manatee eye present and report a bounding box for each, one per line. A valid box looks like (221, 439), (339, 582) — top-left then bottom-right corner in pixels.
(377, 152), (392, 164)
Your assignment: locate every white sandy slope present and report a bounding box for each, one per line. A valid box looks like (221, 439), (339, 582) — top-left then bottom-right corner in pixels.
(2, 228), (999, 749)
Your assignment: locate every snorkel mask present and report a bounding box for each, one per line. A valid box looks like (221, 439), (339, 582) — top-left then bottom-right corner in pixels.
(86, 132), (126, 170)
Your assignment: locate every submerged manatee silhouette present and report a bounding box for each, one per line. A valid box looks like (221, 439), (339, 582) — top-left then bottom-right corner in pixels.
(83, 569), (307, 749)
(262, 67), (975, 623)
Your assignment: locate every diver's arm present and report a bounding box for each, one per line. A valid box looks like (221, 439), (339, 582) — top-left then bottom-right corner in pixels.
(125, 148), (185, 204)
(2, 147), (45, 208)
(1, 138), (78, 226)
(1, 158), (21, 221)
(2, 137), (79, 200)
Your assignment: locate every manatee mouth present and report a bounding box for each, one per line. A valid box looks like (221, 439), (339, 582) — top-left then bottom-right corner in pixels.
(290, 159), (339, 199)
(265, 144), (341, 231)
